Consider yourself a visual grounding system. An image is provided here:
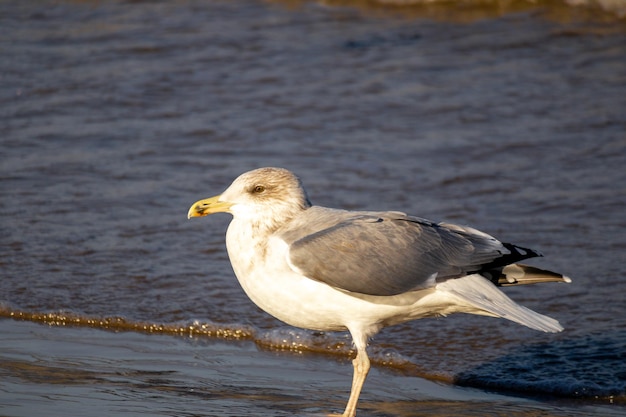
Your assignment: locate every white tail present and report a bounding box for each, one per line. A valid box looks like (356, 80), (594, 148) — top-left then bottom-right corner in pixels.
(437, 274), (564, 333)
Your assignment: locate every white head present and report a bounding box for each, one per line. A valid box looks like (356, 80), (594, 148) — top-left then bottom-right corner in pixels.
(188, 167), (312, 230)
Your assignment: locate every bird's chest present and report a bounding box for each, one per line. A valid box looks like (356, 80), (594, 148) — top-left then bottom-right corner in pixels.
(225, 223), (290, 301)
(224, 222), (348, 331)
(225, 222), (272, 278)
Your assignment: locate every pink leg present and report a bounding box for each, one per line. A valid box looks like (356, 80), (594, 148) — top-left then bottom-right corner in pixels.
(329, 329), (371, 417)
(342, 347), (370, 417)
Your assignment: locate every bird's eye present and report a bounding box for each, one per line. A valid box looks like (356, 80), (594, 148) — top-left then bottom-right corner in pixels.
(252, 185), (265, 194)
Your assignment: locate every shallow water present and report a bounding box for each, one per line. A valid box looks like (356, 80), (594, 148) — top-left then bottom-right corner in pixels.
(1, 0), (626, 415)
(1, 320), (623, 417)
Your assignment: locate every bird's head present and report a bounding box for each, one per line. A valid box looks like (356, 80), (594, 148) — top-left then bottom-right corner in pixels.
(188, 167), (312, 229)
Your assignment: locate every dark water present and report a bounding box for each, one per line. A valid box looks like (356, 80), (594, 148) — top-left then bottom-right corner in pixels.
(1, 0), (626, 415)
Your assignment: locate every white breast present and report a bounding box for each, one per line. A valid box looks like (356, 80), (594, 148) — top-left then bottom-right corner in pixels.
(223, 219), (456, 334)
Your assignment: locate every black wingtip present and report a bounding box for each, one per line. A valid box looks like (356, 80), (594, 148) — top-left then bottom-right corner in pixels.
(504, 242), (543, 259)
(477, 242), (543, 279)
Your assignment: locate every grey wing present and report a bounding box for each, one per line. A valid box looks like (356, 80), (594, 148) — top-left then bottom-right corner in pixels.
(284, 210), (514, 296)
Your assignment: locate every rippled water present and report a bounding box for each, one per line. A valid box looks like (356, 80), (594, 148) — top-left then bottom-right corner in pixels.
(1, 0), (625, 415)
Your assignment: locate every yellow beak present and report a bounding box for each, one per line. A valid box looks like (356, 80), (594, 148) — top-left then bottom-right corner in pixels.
(187, 195), (233, 219)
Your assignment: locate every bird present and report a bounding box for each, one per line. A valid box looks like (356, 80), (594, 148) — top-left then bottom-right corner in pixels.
(187, 167), (571, 417)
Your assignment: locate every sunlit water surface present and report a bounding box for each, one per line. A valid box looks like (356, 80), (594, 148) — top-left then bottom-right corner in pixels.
(1, 0), (625, 415)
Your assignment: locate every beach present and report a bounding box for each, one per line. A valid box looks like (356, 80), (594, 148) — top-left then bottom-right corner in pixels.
(2, 319), (621, 417)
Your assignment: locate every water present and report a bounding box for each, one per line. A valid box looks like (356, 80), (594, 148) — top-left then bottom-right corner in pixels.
(1, 0), (625, 415)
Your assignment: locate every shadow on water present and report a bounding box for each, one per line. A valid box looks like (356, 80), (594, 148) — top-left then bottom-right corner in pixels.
(455, 332), (626, 403)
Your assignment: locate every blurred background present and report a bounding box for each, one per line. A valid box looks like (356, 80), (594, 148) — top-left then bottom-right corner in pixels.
(1, 1), (625, 416)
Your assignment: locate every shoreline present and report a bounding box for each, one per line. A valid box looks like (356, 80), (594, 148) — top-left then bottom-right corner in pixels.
(1, 319), (621, 417)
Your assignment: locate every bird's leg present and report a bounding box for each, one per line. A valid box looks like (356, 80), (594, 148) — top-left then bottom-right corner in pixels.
(328, 346), (370, 417)
(345, 348), (370, 417)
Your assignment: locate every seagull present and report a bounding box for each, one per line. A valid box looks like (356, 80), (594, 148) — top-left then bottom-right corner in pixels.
(187, 167), (571, 417)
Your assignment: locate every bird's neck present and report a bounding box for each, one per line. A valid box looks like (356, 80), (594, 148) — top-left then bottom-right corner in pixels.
(225, 217), (273, 280)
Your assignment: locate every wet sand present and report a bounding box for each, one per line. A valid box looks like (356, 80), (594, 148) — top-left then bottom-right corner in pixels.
(0, 319), (619, 417)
